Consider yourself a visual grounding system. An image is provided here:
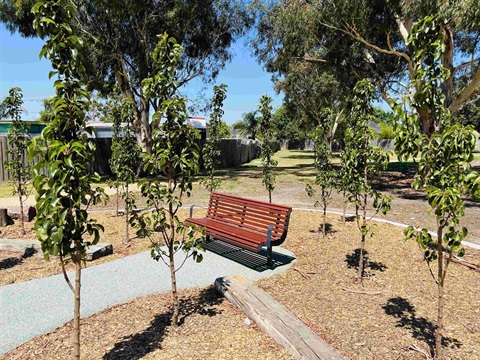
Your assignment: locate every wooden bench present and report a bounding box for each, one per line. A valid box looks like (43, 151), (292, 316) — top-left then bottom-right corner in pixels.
(186, 193), (292, 268)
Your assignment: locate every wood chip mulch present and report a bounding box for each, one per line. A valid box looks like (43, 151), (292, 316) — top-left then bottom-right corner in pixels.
(1, 211), (480, 359)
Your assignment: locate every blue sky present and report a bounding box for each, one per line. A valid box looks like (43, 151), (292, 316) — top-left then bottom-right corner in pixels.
(0, 24), (282, 125)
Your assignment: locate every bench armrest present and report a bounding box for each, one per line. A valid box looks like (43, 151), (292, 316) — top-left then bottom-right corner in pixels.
(189, 204), (196, 218)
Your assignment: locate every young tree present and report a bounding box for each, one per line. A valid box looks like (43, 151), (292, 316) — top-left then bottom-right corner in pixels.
(28, 1), (106, 358)
(342, 80), (392, 282)
(306, 126), (337, 238)
(258, 95), (278, 203)
(131, 34), (205, 326)
(201, 83), (227, 192)
(106, 100), (123, 216)
(3, 87), (30, 235)
(393, 16), (480, 359)
(109, 99), (141, 242)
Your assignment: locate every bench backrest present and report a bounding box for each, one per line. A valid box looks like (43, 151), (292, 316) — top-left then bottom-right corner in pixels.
(206, 193), (292, 244)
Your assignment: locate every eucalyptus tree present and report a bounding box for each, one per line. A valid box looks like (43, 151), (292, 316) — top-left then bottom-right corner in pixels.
(1, 0), (252, 152)
(393, 16), (480, 359)
(2, 87), (30, 235)
(276, 61), (347, 149)
(252, 0), (480, 135)
(201, 83), (227, 193)
(342, 80), (392, 282)
(109, 99), (141, 242)
(272, 105), (308, 146)
(258, 94), (278, 203)
(131, 34), (204, 326)
(28, 1), (106, 358)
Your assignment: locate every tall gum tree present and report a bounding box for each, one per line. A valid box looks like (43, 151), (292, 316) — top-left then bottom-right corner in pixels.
(252, 0), (480, 136)
(0, 0), (253, 152)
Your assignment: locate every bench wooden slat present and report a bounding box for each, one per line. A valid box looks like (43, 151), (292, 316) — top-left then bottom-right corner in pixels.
(206, 208), (287, 236)
(209, 193), (291, 212)
(210, 197), (291, 214)
(207, 205), (289, 224)
(187, 218), (264, 252)
(206, 212), (288, 233)
(208, 201), (289, 224)
(204, 218), (284, 242)
(187, 193), (292, 267)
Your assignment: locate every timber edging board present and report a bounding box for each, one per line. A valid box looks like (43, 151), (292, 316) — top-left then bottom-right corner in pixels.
(214, 275), (345, 360)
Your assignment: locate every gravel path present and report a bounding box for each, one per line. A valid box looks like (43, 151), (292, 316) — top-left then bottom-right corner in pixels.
(0, 246), (295, 355)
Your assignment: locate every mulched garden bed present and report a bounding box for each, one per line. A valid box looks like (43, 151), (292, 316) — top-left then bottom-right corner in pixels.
(2, 211), (479, 359)
(0, 209), (205, 286)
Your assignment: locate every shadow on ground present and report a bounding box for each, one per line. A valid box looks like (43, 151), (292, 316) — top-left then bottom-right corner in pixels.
(345, 248), (387, 276)
(383, 297), (462, 354)
(202, 239), (296, 272)
(0, 247), (37, 270)
(102, 287), (223, 360)
(309, 222), (337, 235)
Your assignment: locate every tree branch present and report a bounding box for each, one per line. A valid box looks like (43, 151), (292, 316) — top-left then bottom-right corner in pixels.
(449, 67), (480, 113)
(59, 251), (74, 293)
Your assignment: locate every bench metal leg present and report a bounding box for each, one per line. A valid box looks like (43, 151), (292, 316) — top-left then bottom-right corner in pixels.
(267, 225), (273, 268)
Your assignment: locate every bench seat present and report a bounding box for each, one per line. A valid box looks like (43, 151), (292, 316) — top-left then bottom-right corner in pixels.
(186, 193), (292, 267)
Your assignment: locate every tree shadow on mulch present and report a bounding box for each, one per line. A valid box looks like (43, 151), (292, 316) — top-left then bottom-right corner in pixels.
(102, 287), (224, 360)
(345, 249), (387, 276)
(0, 247), (37, 270)
(382, 297), (462, 354)
(309, 223), (337, 235)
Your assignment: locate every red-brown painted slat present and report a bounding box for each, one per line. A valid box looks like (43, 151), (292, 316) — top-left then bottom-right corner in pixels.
(210, 193), (291, 212)
(207, 204), (289, 223)
(187, 193), (292, 255)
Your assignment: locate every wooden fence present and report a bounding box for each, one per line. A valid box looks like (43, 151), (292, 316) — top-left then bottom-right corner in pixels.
(1, 137), (268, 183)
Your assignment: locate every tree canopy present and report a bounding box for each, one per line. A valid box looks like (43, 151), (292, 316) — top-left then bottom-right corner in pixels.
(252, 0), (480, 135)
(1, 0), (252, 151)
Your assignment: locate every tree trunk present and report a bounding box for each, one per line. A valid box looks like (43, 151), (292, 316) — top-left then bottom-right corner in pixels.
(322, 192), (327, 239)
(116, 187), (119, 217)
(167, 166), (179, 326)
(125, 183), (129, 243)
(358, 157), (369, 282)
(0, 208), (8, 227)
(139, 103), (152, 153)
(115, 67), (152, 153)
(357, 197), (367, 282)
(169, 244), (179, 326)
(436, 225), (445, 359)
(342, 189), (347, 225)
(326, 109), (343, 151)
(73, 243), (82, 360)
(18, 182), (25, 235)
(440, 23), (454, 109)
(268, 190), (272, 204)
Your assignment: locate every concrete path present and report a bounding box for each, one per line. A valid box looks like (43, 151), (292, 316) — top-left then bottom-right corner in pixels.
(0, 247), (295, 355)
